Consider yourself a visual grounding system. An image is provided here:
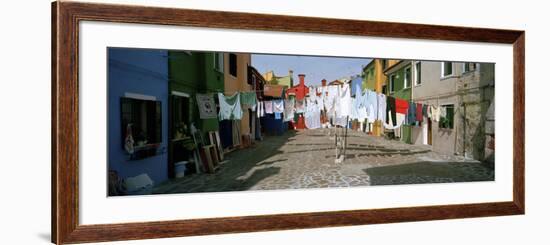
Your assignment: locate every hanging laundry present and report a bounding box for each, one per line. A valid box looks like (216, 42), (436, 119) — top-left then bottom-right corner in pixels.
(316, 90), (325, 112)
(334, 116), (348, 127)
(232, 120), (241, 146)
(333, 84), (351, 127)
(295, 99), (305, 113)
(395, 98), (409, 114)
(337, 83), (352, 118)
(430, 105), (441, 122)
(196, 93), (218, 119)
(274, 112), (282, 120)
(325, 85), (338, 116)
(350, 76), (363, 97)
(350, 85), (366, 121)
(273, 99), (284, 113)
(353, 84), (364, 104)
(377, 93), (387, 123)
(264, 100), (274, 114)
(422, 104), (428, 119)
(321, 86), (329, 101)
(350, 97), (367, 121)
(217, 93), (243, 121)
(305, 96), (316, 111)
(257, 101), (265, 117)
(395, 113), (406, 136)
(416, 103), (423, 123)
(240, 91), (257, 108)
(384, 112), (406, 130)
(317, 87), (328, 126)
(305, 98), (321, 129)
(407, 102), (417, 124)
(316, 86), (322, 95)
(386, 96), (397, 127)
(365, 89), (378, 123)
(283, 98), (295, 122)
(333, 86), (343, 125)
(308, 86), (317, 98)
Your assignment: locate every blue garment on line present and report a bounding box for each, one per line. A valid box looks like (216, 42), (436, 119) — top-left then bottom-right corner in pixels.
(407, 101), (417, 125)
(350, 76), (363, 97)
(365, 90), (378, 121)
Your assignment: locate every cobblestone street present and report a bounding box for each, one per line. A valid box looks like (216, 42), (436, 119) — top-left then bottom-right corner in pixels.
(154, 129), (494, 194)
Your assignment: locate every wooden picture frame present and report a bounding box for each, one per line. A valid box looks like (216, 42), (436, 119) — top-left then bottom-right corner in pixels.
(52, 1), (525, 244)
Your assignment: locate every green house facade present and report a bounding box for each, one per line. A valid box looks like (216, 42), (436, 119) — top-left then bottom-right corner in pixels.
(168, 51), (224, 133)
(385, 61), (413, 144)
(386, 63), (412, 101)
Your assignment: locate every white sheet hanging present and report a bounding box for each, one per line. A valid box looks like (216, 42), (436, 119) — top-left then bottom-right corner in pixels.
(364, 90), (377, 123)
(337, 83), (351, 118)
(324, 85), (338, 115)
(264, 100), (273, 114)
(257, 101), (265, 117)
(305, 97), (321, 129)
(217, 93), (243, 121)
(273, 99), (284, 113)
(383, 112), (406, 130)
(377, 93), (387, 122)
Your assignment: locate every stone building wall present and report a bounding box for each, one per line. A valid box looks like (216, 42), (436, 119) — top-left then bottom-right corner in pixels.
(455, 63), (495, 161)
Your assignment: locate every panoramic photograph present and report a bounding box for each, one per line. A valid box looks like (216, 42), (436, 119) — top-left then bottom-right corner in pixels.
(107, 47), (495, 196)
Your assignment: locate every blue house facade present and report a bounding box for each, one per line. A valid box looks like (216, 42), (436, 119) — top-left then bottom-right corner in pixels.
(108, 48), (170, 186)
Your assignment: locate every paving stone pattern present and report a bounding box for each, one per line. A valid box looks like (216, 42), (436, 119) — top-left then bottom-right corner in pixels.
(153, 129), (494, 194)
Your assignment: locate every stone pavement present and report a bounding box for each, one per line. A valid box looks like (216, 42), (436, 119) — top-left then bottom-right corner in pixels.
(153, 129), (494, 194)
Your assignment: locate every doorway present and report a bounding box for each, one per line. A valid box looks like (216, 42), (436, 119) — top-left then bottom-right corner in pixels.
(168, 93), (192, 178)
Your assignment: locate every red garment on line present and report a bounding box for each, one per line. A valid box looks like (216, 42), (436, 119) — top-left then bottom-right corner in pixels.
(416, 103), (423, 122)
(395, 98), (409, 114)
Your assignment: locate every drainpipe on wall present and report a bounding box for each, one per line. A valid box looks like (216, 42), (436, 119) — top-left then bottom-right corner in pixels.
(462, 102), (467, 157)
(410, 61), (415, 144)
(410, 61), (414, 102)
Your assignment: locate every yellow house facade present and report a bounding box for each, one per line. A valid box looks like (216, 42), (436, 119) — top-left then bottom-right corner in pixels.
(363, 59), (401, 93)
(362, 59), (401, 136)
(262, 70), (294, 88)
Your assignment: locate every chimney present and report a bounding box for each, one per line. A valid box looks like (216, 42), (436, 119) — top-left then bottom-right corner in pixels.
(289, 70), (294, 86)
(298, 74), (305, 86)
(321, 79), (327, 87)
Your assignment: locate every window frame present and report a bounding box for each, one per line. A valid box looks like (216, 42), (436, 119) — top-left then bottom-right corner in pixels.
(438, 104), (455, 129)
(389, 73), (396, 93)
(463, 62), (477, 73)
(214, 52), (224, 73)
(404, 65), (411, 89)
(414, 61), (421, 86)
(120, 97), (163, 149)
(441, 62), (454, 78)
(228, 53), (238, 77)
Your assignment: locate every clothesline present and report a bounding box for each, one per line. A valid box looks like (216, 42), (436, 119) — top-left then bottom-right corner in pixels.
(202, 83), (365, 98)
(196, 82), (450, 133)
(200, 89), (266, 94)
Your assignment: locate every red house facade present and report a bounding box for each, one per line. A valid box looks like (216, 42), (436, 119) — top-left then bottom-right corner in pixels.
(286, 74), (309, 100)
(285, 74), (309, 129)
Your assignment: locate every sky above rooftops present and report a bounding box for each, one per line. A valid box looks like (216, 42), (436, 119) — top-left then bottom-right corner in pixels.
(252, 54), (372, 86)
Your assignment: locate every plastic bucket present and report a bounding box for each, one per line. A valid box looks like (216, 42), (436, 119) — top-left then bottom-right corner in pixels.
(175, 161), (188, 178)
